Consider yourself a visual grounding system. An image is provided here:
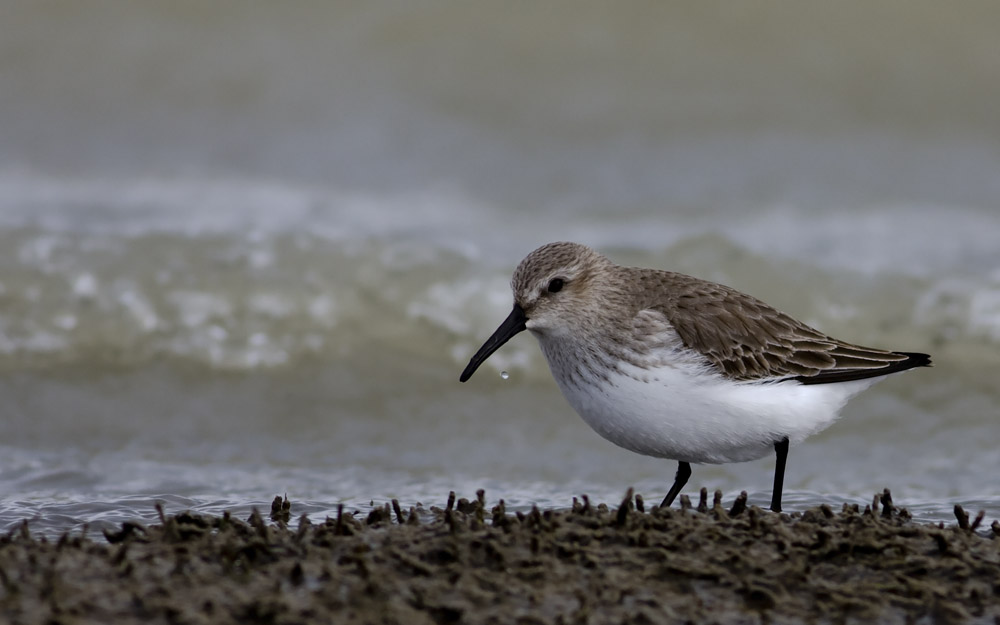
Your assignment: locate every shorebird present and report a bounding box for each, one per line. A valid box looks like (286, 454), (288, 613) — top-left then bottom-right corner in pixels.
(459, 242), (930, 512)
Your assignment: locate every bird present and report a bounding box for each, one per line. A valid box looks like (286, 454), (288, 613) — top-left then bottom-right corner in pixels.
(459, 241), (930, 512)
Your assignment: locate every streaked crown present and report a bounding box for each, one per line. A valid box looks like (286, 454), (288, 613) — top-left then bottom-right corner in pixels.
(510, 242), (617, 336)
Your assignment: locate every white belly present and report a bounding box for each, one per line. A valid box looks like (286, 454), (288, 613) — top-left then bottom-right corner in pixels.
(544, 355), (879, 465)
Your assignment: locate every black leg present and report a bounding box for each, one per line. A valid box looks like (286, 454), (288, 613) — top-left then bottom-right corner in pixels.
(660, 461), (692, 508)
(771, 437), (790, 512)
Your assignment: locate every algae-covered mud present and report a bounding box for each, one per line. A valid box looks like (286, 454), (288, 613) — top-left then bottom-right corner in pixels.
(2, 491), (998, 625)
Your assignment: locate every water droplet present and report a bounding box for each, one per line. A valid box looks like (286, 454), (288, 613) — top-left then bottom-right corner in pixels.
(500, 370), (510, 380)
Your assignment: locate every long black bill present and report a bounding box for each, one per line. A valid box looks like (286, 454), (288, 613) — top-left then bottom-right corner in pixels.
(459, 304), (527, 382)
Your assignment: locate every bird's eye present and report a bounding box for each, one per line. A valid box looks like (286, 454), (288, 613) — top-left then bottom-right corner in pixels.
(547, 278), (565, 293)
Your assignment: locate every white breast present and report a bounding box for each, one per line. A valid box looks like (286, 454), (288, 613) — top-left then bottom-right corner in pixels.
(534, 333), (879, 465)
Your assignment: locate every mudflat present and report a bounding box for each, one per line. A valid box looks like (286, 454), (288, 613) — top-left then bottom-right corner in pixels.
(1, 490), (997, 624)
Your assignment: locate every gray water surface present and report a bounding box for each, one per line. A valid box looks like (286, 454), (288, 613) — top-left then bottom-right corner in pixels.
(1, 1), (998, 535)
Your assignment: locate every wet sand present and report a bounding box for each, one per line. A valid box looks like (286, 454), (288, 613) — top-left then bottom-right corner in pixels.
(1, 490), (998, 624)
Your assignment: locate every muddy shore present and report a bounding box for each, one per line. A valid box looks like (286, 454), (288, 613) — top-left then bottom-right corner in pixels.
(1, 490), (998, 625)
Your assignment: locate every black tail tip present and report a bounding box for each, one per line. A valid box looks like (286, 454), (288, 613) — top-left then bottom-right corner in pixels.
(898, 351), (932, 368)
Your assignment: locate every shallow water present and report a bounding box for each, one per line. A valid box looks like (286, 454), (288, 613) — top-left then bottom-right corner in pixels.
(1, 1), (999, 536)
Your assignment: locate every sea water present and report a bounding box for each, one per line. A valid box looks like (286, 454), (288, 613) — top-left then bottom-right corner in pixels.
(1, 1), (999, 536)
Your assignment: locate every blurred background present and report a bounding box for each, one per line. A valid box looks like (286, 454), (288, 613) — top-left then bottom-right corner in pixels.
(1, 1), (998, 534)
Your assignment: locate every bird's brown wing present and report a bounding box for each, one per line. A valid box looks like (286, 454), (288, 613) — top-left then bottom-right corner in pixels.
(639, 271), (930, 383)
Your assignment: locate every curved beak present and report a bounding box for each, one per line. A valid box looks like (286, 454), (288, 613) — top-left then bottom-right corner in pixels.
(459, 304), (527, 382)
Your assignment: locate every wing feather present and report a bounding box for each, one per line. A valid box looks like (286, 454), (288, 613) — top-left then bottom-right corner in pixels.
(632, 270), (930, 383)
